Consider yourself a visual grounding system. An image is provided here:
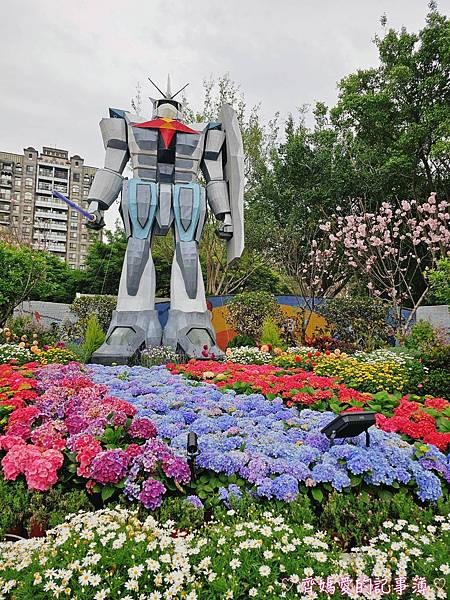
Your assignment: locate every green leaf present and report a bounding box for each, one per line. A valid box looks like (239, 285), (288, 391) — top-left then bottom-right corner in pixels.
(311, 487), (323, 502)
(377, 489), (393, 500)
(101, 485), (116, 502)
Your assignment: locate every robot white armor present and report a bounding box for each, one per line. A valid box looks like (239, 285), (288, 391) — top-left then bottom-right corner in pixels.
(87, 77), (244, 364)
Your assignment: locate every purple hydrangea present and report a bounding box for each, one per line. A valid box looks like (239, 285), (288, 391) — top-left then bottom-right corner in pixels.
(90, 449), (129, 484)
(162, 455), (191, 484)
(139, 478), (166, 509)
(186, 495), (204, 509)
(219, 484), (243, 507)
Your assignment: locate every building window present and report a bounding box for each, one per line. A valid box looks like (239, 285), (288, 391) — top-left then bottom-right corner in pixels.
(70, 232), (77, 239)
(25, 178), (33, 188)
(71, 223), (78, 229)
(24, 206), (31, 213)
(73, 173), (80, 182)
(72, 185), (80, 193)
(26, 165), (34, 174)
(15, 178), (21, 187)
(24, 192), (32, 201)
(75, 161), (79, 167)
(28, 153), (32, 159)
(71, 213), (78, 220)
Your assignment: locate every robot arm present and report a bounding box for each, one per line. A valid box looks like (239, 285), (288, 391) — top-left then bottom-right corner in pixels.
(87, 117), (129, 229)
(201, 128), (233, 240)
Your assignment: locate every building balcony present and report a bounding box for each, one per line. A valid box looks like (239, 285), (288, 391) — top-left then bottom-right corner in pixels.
(34, 210), (68, 221)
(47, 244), (67, 253)
(35, 197), (68, 210)
(36, 186), (52, 194)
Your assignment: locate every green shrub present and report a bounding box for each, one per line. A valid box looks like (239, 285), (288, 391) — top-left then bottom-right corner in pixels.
(63, 295), (116, 342)
(318, 296), (391, 350)
(227, 334), (257, 349)
(0, 477), (29, 538)
(260, 317), (284, 348)
(80, 314), (105, 362)
(226, 291), (282, 340)
(27, 486), (95, 533)
(415, 345), (450, 398)
(406, 320), (439, 352)
(428, 257), (450, 305)
(318, 489), (436, 548)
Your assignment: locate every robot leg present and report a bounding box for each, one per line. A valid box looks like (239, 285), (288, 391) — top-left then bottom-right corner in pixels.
(163, 183), (222, 358)
(91, 180), (162, 365)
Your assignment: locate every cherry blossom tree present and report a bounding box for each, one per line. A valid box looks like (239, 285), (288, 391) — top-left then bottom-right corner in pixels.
(317, 193), (450, 338)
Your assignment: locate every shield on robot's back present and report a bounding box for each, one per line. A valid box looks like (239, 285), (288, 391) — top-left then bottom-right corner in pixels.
(220, 104), (244, 263)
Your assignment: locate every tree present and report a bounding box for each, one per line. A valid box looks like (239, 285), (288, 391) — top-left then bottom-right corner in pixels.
(30, 252), (81, 304)
(331, 8), (450, 202)
(317, 194), (450, 337)
(428, 258), (450, 306)
(0, 241), (48, 324)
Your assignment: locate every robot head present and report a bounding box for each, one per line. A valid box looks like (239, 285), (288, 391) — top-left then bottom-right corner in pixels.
(149, 75), (188, 120)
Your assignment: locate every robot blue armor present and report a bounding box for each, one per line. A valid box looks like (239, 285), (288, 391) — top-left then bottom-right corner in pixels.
(87, 77), (244, 364)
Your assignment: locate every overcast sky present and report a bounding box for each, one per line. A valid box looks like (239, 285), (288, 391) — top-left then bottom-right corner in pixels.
(1, 0), (448, 228)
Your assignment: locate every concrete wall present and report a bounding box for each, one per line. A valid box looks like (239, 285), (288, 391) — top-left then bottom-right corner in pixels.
(14, 300), (75, 327)
(416, 304), (450, 335)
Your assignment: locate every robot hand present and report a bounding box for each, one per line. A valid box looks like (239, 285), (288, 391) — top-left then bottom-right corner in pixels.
(216, 212), (233, 240)
(86, 201), (106, 230)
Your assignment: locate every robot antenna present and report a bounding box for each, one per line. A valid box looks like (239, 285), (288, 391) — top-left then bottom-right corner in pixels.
(148, 77), (165, 98)
(171, 82), (189, 99)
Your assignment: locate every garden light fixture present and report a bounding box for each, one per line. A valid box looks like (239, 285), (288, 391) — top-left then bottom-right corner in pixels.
(187, 431), (199, 480)
(321, 412), (376, 447)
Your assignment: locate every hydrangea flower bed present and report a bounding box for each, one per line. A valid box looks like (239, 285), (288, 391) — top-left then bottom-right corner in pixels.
(0, 507), (448, 599)
(88, 365), (450, 503)
(170, 361), (450, 451)
(0, 363), (191, 508)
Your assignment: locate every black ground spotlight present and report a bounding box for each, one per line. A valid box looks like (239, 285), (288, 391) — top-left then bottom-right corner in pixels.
(321, 412), (376, 447)
(187, 431), (199, 480)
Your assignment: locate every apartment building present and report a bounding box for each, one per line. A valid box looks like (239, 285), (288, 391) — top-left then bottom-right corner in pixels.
(0, 146), (99, 269)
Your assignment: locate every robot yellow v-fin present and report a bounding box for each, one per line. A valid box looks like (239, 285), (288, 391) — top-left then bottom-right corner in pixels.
(85, 76), (244, 364)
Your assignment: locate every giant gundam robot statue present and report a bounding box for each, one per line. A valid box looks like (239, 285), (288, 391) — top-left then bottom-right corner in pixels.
(85, 77), (244, 364)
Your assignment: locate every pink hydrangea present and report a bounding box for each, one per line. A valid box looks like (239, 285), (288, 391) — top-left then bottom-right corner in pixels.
(128, 417), (157, 439)
(2, 443), (64, 491)
(125, 443), (144, 460)
(0, 434), (27, 451)
(71, 434), (102, 478)
(162, 455), (191, 484)
(30, 421), (67, 450)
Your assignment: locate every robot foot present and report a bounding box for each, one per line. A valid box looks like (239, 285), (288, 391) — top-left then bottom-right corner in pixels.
(162, 309), (223, 359)
(91, 309), (162, 365)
